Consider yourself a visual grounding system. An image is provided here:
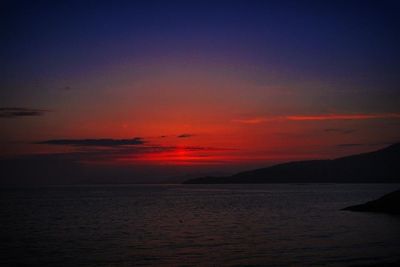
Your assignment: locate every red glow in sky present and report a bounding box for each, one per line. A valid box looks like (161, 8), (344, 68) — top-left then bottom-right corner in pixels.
(1, 0), (399, 183)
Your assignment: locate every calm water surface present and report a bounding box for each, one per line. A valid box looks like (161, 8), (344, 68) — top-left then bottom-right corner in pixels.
(1, 184), (400, 266)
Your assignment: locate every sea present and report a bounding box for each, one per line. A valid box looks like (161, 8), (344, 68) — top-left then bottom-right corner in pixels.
(1, 184), (399, 267)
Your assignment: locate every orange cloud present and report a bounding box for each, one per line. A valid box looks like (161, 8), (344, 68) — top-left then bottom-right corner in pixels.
(231, 117), (270, 124)
(286, 113), (400, 121)
(233, 113), (400, 124)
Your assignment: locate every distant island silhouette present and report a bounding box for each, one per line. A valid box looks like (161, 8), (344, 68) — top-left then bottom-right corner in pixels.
(184, 143), (400, 184)
(343, 190), (400, 214)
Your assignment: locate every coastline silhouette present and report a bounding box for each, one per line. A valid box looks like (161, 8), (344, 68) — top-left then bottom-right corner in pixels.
(184, 143), (400, 184)
(343, 189), (400, 214)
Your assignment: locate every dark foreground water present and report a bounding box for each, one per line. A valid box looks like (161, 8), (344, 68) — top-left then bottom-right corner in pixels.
(1, 184), (400, 267)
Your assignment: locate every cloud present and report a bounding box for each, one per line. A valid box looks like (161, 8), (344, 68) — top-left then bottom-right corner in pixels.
(177, 134), (194, 138)
(336, 143), (364, 147)
(232, 117), (270, 124)
(32, 139), (230, 167)
(233, 113), (400, 124)
(324, 128), (356, 134)
(36, 137), (145, 147)
(0, 143), (235, 185)
(286, 113), (400, 121)
(0, 107), (49, 118)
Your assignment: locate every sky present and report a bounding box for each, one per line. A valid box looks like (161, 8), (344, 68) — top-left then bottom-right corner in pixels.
(1, 0), (400, 184)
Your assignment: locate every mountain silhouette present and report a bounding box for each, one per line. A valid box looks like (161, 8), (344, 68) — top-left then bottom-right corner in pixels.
(183, 143), (400, 184)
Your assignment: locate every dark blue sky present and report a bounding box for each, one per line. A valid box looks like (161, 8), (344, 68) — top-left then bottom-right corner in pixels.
(2, 0), (399, 94)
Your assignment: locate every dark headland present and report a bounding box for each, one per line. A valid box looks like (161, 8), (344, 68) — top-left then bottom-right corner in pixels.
(343, 189), (400, 214)
(183, 143), (400, 184)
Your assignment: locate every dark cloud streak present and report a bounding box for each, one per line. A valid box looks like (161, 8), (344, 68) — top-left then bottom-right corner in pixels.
(178, 134), (194, 138)
(36, 137), (145, 147)
(336, 143), (364, 147)
(0, 107), (49, 118)
(325, 128), (356, 134)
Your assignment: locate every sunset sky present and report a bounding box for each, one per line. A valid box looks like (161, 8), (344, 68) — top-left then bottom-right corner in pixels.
(1, 0), (400, 183)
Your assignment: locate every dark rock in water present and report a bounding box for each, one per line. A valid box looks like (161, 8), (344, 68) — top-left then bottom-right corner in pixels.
(343, 190), (400, 214)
